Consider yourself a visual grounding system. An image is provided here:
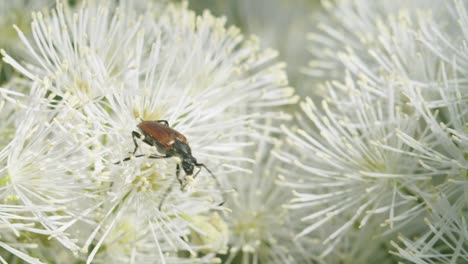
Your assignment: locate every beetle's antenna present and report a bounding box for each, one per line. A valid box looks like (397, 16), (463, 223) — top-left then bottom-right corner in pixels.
(195, 163), (225, 206)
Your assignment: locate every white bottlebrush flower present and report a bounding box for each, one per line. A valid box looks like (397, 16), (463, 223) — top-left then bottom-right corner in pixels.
(309, 220), (401, 264)
(305, 0), (450, 87)
(391, 194), (468, 264)
(220, 135), (308, 264)
(0, 83), (22, 148)
(402, 0), (468, 178)
(85, 213), (222, 264)
(2, 0), (297, 262)
(277, 86), (430, 258)
(281, 0), (467, 260)
(388, 1), (468, 261)
(0, 86), (99, 262)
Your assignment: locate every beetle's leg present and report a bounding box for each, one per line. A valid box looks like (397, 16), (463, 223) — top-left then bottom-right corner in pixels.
(115, 154), (170, 165)
(132, 131), (156, 152)
(156, 120), (169, 126)
(158, 164), (182, 210)
(176, 164), (183, 186)
(158, 179), (177, 211)
(114, 154), (145, 164)
(131, 131), (142, 154)
(147, 154), (171, 159)
(142, 138), (153, 146)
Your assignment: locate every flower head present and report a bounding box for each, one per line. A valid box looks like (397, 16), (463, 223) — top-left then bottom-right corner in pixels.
(220, 135), (307, 264)
(0, 85), (98, 261)
(280, 0), (467, 260)
(391, 194), (468, 263)
(1, 0), (297, 262)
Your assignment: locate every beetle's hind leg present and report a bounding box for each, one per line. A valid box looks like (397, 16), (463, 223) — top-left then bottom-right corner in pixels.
(131, 131), (155, 154)
(131, 131), (142, 154)
(114, 131), (157, 164)
(115, 153), (170, 165)
(114, 131), (145, 164)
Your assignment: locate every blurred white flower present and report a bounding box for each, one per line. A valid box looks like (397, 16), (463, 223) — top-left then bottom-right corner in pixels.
(220, 135), (308, 264)
(277, 88), (429, 257)
(388, 0), (468, 261)
(86, 212), (223, 264)
(0, 83), (21, 148)
(391, 194), (468, 263)
(1, 0), (297, 262)
(280, 0), (467, 261)
(305, 0), (450, 84)
(186, 212), (229, 255)
(0, 85), (98, 262)
(306, 220), (401, 264)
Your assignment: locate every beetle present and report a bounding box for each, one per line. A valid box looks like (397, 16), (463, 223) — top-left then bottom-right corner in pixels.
(115, 120), (224, 209)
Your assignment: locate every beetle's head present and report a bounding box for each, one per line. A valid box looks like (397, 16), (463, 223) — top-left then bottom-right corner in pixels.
(182, 157), (197, 175)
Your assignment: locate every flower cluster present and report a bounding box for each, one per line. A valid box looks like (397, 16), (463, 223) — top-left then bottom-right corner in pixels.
(278, 0), (467, 262)
(220, 134), (308, 264)
(0, 0), (296, 262)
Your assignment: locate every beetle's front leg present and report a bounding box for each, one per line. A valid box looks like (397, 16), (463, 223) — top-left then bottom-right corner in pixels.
(176, 164), (183, 188)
